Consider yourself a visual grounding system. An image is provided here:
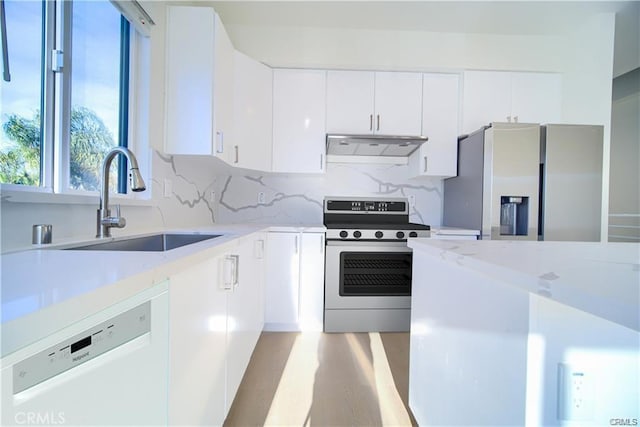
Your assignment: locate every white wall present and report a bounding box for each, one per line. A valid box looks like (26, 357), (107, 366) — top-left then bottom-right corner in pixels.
(227, 25), (567, 73)
(613, 1), (640, 78)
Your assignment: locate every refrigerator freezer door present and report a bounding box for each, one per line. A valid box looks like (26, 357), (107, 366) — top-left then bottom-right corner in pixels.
(542, 124), (603, 241)
(483, 123), (541, 240)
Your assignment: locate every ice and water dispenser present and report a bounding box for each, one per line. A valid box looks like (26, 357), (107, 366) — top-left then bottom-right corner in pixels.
(500, 196), (529, 236)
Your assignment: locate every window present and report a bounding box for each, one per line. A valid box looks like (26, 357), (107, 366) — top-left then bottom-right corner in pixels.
(0, 0), (43, 186)
(0, 0), (139, 195)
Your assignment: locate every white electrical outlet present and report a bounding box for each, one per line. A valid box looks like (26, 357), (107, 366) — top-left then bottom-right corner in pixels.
(558, 363), (594, 421)
(258, 192), (266, 204)
(409, 195), (416, 208)
(163, 179), (172, 198)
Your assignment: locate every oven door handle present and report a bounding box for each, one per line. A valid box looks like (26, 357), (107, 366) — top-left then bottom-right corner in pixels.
(325, 240), (409, 248)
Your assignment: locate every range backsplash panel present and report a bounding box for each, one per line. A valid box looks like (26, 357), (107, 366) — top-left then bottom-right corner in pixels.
(210, 159), (443, 227)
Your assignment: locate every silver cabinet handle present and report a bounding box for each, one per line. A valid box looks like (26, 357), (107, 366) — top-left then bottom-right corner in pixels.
(320, 154), (324, 170)
(320, 235), (324, 252)
(423, 156), (428, 173)
(216, 131), (224, 153)
(294, 235), (299, 254)
(223, 254), (240, 290)
(369, 114), (373, 131)
(222, 256), (234, 290)
(234, 145), (239, 164)
(377, 114), (380, 131)
(231, 254), (239, 288)
(254, 239), (265, 259)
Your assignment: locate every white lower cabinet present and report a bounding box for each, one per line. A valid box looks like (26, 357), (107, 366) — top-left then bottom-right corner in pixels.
(225, 234), (265, 413)
(264, 231), (325, 331)
(168, 255), (227, 426)
(168, 233), (265, 425)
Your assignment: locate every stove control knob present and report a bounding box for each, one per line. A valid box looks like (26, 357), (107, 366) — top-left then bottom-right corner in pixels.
(409, 231), (418, 238)
(339, 231), (348, 239)
(375, 231), (384, 239)
(353, 231), (362, 239)
(396, 231), (405, 239)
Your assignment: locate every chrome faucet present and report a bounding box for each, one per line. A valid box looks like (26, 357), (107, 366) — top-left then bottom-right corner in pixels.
(96, 147), (146, 238)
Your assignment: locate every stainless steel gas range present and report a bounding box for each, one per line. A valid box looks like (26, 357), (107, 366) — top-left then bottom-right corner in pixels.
(323, 197), (430, 332)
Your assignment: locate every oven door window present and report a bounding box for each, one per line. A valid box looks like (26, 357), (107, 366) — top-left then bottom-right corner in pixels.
(339, 252), (412, 296)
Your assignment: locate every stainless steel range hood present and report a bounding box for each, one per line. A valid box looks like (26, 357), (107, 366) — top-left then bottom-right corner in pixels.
(326, 134), (428, 164)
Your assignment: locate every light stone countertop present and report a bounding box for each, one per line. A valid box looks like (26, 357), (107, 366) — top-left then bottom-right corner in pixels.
(408, 239), (640, 332)
(0, 224), (325, 357)
(429, 227), (480, 236)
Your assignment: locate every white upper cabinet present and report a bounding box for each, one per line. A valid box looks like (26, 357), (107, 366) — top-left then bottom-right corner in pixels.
(164, 6), (234, 157)
(326, 70), (423, 136)
(326, 71), (375, 134)
(164, 6), (214, 155)
(374, 72), (423, 135)
(510, 72), (562, 126)
(213, 13), (236, 163)
(410, 73), (461, 178)
(233, 51), (273, 171)
(462, 70), (562, 134)
(272, 69), (327, 174)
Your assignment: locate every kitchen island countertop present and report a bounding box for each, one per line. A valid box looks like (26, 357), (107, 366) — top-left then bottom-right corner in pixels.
(408, 238), (640, 332)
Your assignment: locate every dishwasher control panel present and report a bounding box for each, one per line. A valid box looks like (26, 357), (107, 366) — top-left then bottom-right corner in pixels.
(13, 301), (151, 394)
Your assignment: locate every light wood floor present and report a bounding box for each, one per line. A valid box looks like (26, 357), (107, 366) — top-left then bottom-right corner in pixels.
(224, 332), (417, 427)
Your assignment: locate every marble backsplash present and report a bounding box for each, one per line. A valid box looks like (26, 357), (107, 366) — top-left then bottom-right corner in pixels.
(209, 158), (443, 227)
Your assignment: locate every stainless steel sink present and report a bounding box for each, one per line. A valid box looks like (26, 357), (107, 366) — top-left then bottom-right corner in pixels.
(65, 233), (222, 252)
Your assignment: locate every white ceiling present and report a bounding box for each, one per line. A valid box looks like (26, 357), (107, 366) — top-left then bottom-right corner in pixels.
(208, 1), (635, 36)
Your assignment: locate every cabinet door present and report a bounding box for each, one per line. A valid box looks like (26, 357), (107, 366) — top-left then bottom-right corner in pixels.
(264, 232), (300, 328)
(299, 232), (325, 331)
(462, 71), (512, 134)
(326, 70), (375, 134)
(410, 73), (460, 178)
(169, 256), (226, 426)
(164, 6), (215, 155)
(226, 235), (266, 413)
(213, 13), (236, 163)
(511, 72), (562, 125)
(272, 69), (326, 173)
(233, 51), (273, 171)
(374, 71), (423, 135)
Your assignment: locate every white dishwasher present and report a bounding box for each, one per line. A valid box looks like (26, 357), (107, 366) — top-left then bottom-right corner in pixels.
(1, 282), (169, 426)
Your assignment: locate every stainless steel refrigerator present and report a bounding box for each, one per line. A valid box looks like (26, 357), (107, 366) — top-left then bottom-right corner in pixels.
(443, 122), (603, 241)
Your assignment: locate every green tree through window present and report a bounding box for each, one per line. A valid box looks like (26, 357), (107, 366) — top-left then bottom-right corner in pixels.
(1, 0), (131, 193)
(1, 107), (116, 191)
